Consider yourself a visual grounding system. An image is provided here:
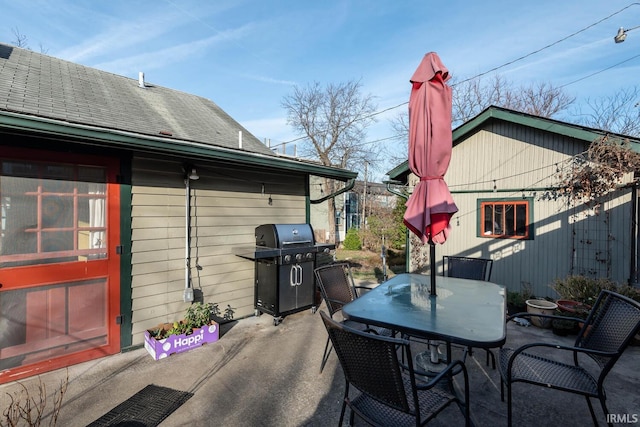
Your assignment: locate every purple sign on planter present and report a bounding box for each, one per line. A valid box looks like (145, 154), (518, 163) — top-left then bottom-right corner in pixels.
(144, 322), (220, 360)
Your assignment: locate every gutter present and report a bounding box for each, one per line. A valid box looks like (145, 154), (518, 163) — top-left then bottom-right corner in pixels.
(0, 111), (357, 181)
(310, 178), (356, 204)
(384, 180), (408, 200)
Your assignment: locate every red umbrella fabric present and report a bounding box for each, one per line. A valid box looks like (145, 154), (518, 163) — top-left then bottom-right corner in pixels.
(403, 52), (458, 245)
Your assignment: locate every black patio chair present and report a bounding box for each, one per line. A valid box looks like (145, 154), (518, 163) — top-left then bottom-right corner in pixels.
(442, 255), (493, 282)
(320, 310), (471, 426)
(442, 255), (496, 368)
(314, 262), (393, 373)
(499, 290), (640, 427)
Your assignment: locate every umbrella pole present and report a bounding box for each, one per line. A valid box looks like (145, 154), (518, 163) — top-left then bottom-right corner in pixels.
(429, 240), (436, 296)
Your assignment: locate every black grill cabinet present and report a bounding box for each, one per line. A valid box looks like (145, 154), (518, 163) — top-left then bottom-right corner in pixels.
(253, 224), (332, 325)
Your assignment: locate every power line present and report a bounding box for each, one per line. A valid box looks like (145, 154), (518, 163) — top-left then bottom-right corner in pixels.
(560, 53), (640, 88)
(281, 4), (638, 145)
(454, 3), (640, 85)
(266, 130), (401, 151)
(450, 157), (584, 222)
(340, 49), (640, 148)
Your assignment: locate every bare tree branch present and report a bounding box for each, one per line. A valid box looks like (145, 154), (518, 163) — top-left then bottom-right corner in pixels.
(282, 80), (379, 170)
(282, 79), (379, 243)
(11, 27), (29, 48)
(9, 28), (49, 53)
(451, 74), (574, 126)
(574, 86), (640, 137)
(554, 135), (640, 204)
(389, 74), (576, 157)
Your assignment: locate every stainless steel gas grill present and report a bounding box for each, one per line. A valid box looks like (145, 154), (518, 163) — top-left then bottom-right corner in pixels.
(235, 224), (334, 325)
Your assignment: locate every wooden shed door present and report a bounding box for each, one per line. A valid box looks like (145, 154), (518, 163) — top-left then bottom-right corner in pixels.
(0, 149), (120, 383)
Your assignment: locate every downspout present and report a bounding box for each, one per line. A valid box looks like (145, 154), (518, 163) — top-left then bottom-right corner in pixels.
(384, 180), (410, 273)
(310, 178), (356, 245)
(384, 180), (408, 199)
(184, 166), (199, 302)
(631, 185), (638, 285)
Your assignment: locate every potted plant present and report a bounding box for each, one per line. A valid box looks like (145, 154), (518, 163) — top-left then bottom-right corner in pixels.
(144, 302), (233, 360)
(525, 299), (558, 328)
(556, 299), (590, 314)
(506, 284), (534, 316)
(551, 310), (580, 336)
(551, 275), (617, 307)
(551, 275), (640, 342)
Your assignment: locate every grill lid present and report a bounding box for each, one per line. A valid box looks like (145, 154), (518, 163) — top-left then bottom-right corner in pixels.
(255, 224), (315, 248)
(234, 223), (333, 261)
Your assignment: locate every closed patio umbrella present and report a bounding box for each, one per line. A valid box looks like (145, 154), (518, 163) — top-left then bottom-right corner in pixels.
(403, 52), (458, 296)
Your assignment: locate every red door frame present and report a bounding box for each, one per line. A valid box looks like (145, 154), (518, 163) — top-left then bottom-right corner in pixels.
(0, 147), (121, 384)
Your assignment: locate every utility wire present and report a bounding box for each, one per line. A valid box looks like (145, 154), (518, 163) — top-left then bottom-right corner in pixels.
(454, 3), (640, 85)
(281, 3), (640, 145)
(281, 48), (640, 149)
(559, 53), (640, 88)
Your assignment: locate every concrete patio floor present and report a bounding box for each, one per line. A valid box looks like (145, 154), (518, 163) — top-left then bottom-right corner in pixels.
(1, 291), (639, 426)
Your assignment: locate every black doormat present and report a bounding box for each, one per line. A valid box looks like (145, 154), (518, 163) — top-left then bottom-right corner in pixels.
(86, 384), (193, 427)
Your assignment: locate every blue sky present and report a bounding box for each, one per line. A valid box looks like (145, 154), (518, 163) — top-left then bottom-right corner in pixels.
(2, 1), (639, 180)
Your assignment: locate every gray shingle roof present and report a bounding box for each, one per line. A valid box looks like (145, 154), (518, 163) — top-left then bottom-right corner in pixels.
(0, 43), (274, 156)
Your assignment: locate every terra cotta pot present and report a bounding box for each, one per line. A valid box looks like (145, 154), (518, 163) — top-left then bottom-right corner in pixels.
(556, 299), (591, 314)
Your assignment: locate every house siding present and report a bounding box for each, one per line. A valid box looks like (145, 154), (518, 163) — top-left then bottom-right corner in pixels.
(0, 42), (358, 379)
(129, 157), (306, 345)
(409, 122), (634, 297)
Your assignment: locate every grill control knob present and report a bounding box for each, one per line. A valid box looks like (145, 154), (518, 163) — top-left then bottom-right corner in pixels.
(295, 253), (303, 261)
(284, 255), (291, 263)
(306, 252), (313, 260)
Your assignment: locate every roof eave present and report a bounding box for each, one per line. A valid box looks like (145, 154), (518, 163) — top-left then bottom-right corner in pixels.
(0, 111), (357, 181)
(387, 106), (640, 180)
(452, 106), (617, 144)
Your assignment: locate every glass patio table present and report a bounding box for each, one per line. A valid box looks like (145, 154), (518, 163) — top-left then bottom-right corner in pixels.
(342, 273), (506, 369)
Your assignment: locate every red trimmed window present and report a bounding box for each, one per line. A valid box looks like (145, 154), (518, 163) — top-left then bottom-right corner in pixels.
(480, 200), (531, 239)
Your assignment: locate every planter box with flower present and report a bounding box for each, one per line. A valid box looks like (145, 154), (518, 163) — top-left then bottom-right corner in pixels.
(144, 302), (231, 360)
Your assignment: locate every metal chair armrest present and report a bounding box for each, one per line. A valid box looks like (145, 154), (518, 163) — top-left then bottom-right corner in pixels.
(505, 342), (617, 378)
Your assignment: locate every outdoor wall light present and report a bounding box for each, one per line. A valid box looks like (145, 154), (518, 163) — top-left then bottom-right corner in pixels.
(183, 164), (199, 181)
(614, 25), (640, 43)
(188, 168), (199, 180)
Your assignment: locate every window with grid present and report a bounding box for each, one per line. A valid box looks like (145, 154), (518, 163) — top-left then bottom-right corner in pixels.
(479, 198), (532, 239)
(0, 160), (107, 267)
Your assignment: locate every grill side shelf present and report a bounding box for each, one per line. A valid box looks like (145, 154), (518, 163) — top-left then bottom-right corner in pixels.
(233, 246), (281, 260)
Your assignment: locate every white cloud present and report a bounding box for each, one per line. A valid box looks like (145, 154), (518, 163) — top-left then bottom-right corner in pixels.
(56, 13), (189, 63)
(91, 25), (254, 76)
(239, 74), (297, 86)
